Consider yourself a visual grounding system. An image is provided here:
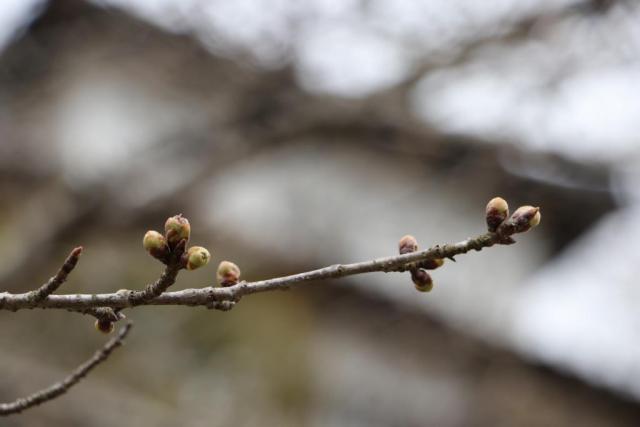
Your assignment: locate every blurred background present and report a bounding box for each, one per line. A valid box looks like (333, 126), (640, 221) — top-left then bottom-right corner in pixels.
(0, 0), (639, 425)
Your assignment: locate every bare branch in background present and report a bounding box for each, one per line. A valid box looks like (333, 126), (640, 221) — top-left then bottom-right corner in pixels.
(0, 323), (132, 416)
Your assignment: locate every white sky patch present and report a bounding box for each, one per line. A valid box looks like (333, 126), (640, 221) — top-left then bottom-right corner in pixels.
(414, 59), (640, 163)
(0, 0), (42, 51)
(295, 23), (411, 97)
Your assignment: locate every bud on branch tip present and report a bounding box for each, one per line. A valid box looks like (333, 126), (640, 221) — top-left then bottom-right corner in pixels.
(508, 205), (541, 234)
(165, 214), (191, 247)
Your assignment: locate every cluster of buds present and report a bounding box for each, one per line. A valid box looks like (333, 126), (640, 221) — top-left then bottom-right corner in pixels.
(485, 197), (541, 238)
(142, 214), (210, 271)
(398, 235), (444, 293)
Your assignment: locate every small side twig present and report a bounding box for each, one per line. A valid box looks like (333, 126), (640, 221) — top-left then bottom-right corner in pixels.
(127, 239), (186, 305)
(27, 247), (83, 303)
(0, 322), (133, 416)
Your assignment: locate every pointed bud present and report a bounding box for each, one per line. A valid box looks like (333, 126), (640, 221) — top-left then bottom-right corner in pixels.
(398, 235), (418, 255)
(217, 261), (241, 287)
(528, 209), (541, 228)
(486, 197), (509, 232)
(143, 230), (168, 260)
(186, 246), (211, 270)
(411, 269), (433, 292)
(420, 258), (444, 270)
(506, 205), (541, 233)
(94, 319), (114, 334)
(164, 214), (191, 247)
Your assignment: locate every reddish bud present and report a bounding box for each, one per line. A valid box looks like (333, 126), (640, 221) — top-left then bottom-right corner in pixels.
(94, 319), (114, 334)
(486, 197), (509, 232)
(398, 235), (418, 255)
(411, 269), (433, 292)
(506, 205), (541, 234)
(217, 261), (241, 287)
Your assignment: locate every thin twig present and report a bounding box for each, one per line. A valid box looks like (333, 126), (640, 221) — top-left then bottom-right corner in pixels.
(27, 247), (83, 303)
(127, 239), (186, 305)
(0, 231), (501, 312)
(0, 322), (133, 416)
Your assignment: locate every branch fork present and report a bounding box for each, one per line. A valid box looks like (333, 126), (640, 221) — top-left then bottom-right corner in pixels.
(0, 196), (540, 415)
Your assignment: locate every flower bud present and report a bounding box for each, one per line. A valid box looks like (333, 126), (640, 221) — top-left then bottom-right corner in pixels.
(217, 261), (241, 287)
(421, 258), (444, 270)
(143, 230), (168, 260)
(398, 235), (418, 255)
(164, 214), (191, 247)
(411, 269), (433, 292)
(507, 205), (541, 233)
(486, 197), (509, 232)
(94, 319), (114, 334)
(186, 246), (211, 270)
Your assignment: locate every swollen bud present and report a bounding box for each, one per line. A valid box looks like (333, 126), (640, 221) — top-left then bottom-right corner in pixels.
(486, 197), (509, 232)
(398, 235), (418, 255)
(186, 246), (211, 270)
(143, 230), (168, 260)
(94, 319), (114, 334)
(217, 261), (241, 287)
(508, 205), (541, 233)
(165, 214), (191, 247)
(411, 269), (433, 292)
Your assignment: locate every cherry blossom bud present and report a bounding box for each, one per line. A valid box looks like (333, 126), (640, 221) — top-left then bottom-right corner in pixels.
(411, 269), (433, 292)
(164, 214), (191, 247)
(217, 261), (241, 287)
(94, 319), (114, 334)
(143, 230), (168, 260)
(398, 235), (418, 254)
(486, 197), (509, 232)
(186, 246), (211, 271)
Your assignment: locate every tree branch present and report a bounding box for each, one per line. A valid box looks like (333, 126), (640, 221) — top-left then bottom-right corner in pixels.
(0, 199), (539, 415)
(26, 247), (83, 303)
(0, 230), (504, 312)
(0, 322), (133, 416)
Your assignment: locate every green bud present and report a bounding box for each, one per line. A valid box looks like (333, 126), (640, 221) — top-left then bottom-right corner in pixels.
(398, 235), (418, 255)
(143, 230), (167, 254)
(94, 319), (114, 334)
(411, 269), (433, 292)
(186, 246), (211, 270)
(165, 214), (191, 247)
(217, 261), (241, 287)
(486, 197), (509, 232)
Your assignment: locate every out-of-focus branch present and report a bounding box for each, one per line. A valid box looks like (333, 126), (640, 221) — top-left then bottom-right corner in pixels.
(0, 323), (132, 416)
